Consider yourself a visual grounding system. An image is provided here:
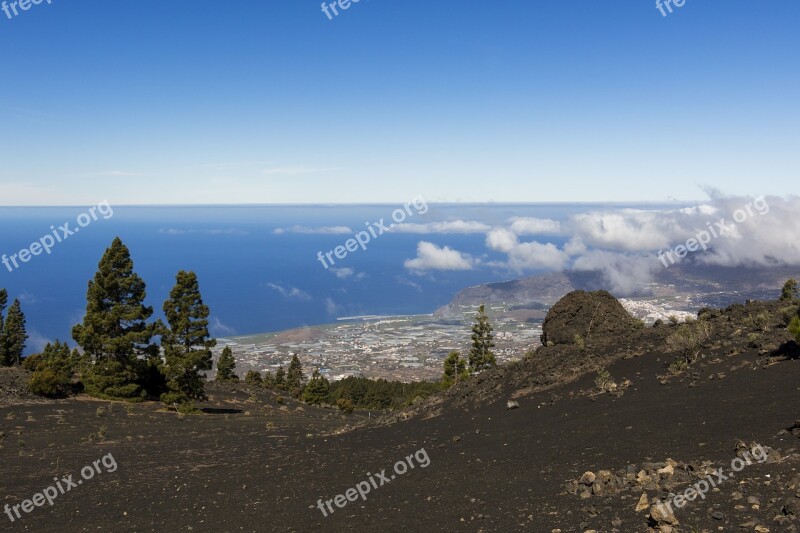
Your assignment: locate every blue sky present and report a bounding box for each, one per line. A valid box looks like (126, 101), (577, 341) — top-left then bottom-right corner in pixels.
(1, 1), (798, 205)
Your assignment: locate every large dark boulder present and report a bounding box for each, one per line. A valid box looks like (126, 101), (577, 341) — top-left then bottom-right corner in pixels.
(540, 290), (637, 346)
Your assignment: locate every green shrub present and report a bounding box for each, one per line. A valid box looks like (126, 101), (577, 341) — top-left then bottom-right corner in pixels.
(746, 332), (761, 348)
(665, 321), (712, 363)
(573, 334), (586, 350)
(21, 354), (43, 372)
(780, 305), (799, 326)
(84, 359), (144, 401)
(697, 307), (715, 320)
(244, 370), (263, 387)
(789, 316), (800, 345)
(668, 358), (689, 375)
(336, 397), (355, 413)
(743, 312), (770, 332)
(28, 368), (71, 398)
(594, 368), (615, 392)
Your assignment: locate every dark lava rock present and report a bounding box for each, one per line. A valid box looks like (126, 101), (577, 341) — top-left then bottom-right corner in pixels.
(540, 290), (638, 346)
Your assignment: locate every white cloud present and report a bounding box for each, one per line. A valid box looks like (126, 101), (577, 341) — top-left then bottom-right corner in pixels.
(486, 229), (567, 272)
(485, 228), (518, 253)
(572, 250), (659, 295)
(272, 225), (352, 235)
(392, 220), (492, 234)
(506, 241), (570, 272)
(404, 241), (474, 272)
(508, 217), (562, 236)
(564, 237), (587, 256)
(210, 317), (236, 337)
(331, 267), (354, 279)
(562, 195), (800, 268)
(570, 209), (677, 251)
(265, 283), (312, 301)
(330, 267), (364, 280)
(26, 329), (53, 354)
(324, 297), (342, 315)
(395, 276), (422, 291)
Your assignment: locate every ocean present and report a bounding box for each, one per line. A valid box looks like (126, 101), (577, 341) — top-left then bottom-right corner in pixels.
(0, 203), (659, 354)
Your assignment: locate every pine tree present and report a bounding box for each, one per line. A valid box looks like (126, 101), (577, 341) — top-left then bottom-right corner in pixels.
(3, 299), (27, 366)
(286, 355), (305, 392)
(216, 346), (237, 382)
(161, 271), (216, 404)
(244, 370), (263, 386)
(301, 368), (330, 405)
(441, 351), (469, 388)
(262, 371), (274, 389)
(468, 304), (496, 373)
(275, 366), (286, 389)
(72, 237), (156, 362)
(781, 279), (798, 301)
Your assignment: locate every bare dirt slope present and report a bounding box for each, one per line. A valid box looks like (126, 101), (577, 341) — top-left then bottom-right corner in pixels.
(1, 297), (799, 532)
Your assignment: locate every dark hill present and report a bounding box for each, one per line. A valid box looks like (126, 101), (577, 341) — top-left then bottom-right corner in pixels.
(541, 289), (639, 346)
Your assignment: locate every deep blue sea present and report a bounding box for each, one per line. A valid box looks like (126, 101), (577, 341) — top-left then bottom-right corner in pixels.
(0, 204), (650, 353)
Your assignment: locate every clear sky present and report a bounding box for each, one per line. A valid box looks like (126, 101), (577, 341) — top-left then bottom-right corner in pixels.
(1, 1), (798, 205)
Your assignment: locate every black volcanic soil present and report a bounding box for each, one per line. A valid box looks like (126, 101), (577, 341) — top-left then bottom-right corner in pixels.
(1, 298), (800, 532)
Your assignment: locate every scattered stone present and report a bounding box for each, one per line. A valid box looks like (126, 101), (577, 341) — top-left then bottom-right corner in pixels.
(506, 400), (519, 410)
(650, 502), (679, 526)
(636, 492), (650, 512)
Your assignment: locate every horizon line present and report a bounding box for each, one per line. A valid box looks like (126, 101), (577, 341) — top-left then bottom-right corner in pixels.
(0, 200), (704, 208)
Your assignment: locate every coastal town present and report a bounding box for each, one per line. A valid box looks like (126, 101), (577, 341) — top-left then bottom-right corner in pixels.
(217, 307), (543, 382)
(216, 293), (712, 382)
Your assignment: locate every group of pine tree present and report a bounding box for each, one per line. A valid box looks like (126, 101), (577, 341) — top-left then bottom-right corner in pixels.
(5, 237), (502, 411)
(0, 290), (28, 367)
(15, 238), (218, 405)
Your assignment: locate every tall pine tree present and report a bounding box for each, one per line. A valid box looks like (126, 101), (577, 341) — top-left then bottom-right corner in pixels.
(72, 237), (155, 399)
(216, 346), (238, 382)
(286, 354), (305, 393)
(161, 271), (216, 404)
(441, 351), (469, 388)
(3, 299), (27, 366)
(73, 237), (155, 361)
(301, 368), (330, 405)
(781, 279), (798, 301)
(468, 304), (496, 373)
